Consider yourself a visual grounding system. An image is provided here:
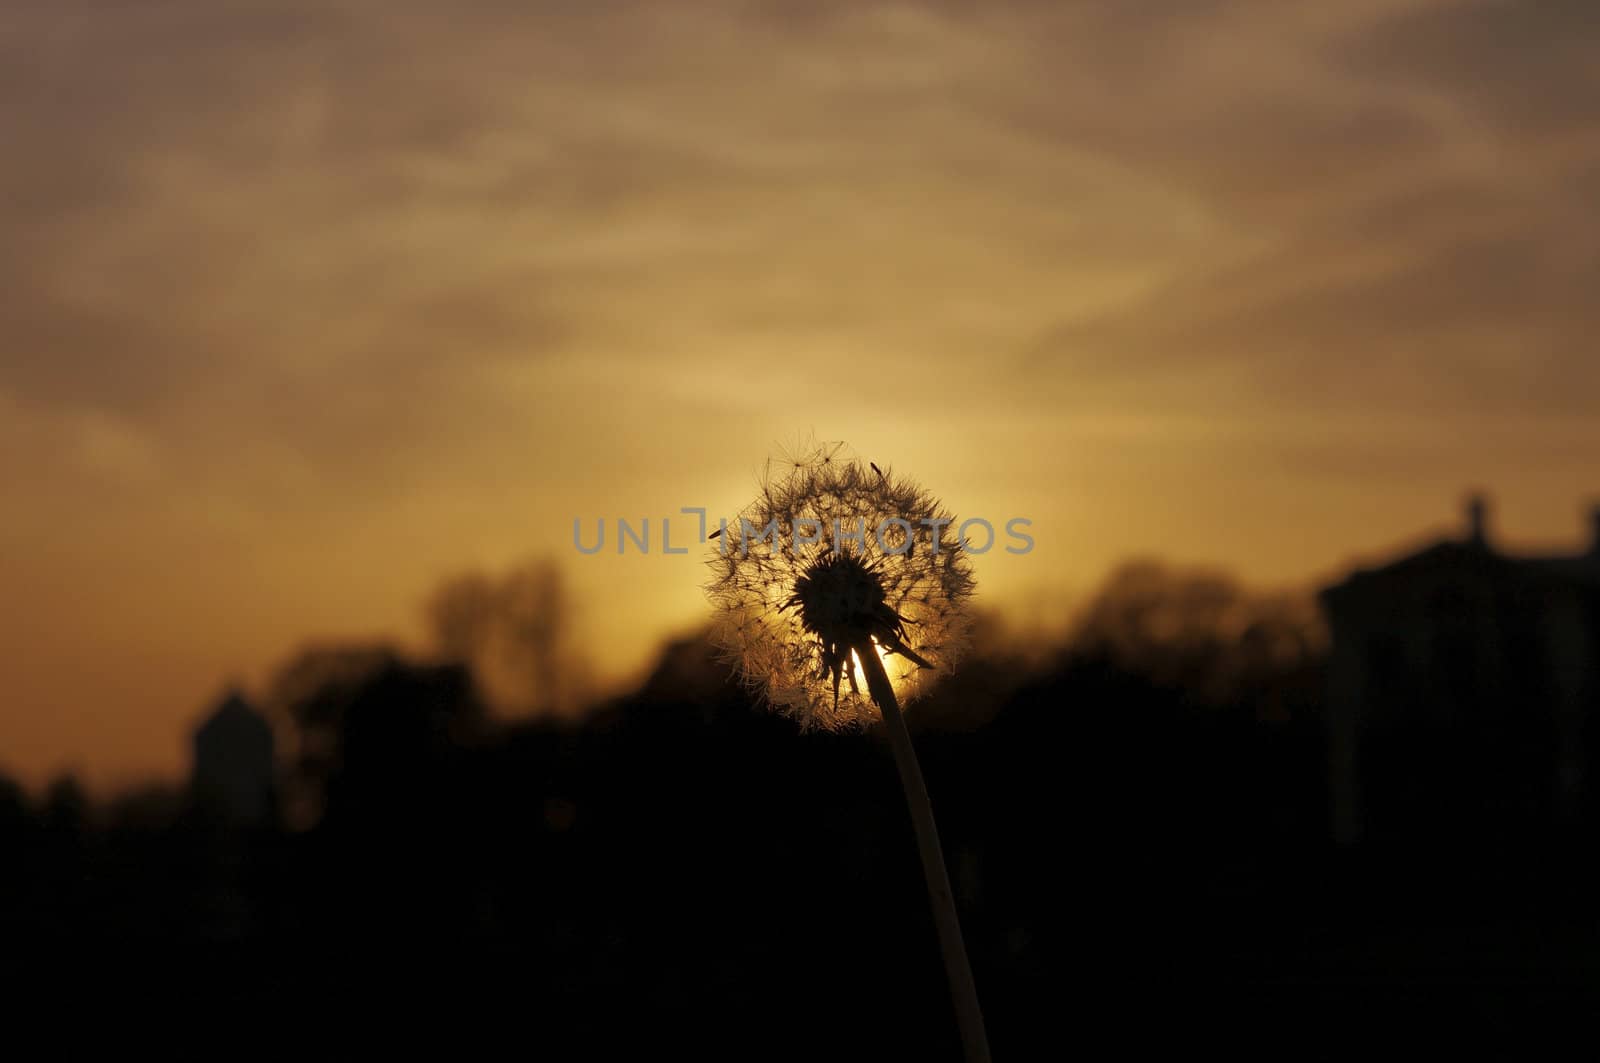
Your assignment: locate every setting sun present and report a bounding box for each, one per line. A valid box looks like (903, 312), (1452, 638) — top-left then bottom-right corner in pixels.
(5, 1), (1598, 1050)
(0, 0), (1595, 795)
(854, 642), (911, 699)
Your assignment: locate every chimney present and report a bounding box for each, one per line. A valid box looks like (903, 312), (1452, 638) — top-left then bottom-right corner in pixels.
(1465, 491), (1490, 548)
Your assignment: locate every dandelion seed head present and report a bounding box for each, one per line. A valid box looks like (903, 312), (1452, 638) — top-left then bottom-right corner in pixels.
(705, 440), (976, 731)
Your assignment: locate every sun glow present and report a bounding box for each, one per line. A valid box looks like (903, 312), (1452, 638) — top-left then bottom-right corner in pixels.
(850, 640), (911, 698)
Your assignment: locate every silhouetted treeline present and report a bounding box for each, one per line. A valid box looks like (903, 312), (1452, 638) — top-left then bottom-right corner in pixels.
(3, 561), (1596, 1055)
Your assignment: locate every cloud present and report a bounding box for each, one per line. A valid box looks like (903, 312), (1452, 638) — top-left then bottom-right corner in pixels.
(1012, 0), (1600, 421)
(3, 0), (1599, 782)
(1335, 0), (1600, 132)
(2, 0), (1594, 473)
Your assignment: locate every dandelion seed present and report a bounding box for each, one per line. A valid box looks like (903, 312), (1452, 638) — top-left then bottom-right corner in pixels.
(705, 440), (975, 731)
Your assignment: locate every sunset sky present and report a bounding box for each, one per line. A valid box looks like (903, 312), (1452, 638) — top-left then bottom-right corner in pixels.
(3, 0), (1598, 788)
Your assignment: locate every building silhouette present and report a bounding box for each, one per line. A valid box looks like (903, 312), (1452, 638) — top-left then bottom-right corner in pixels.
(1321, 495), (1600, 846)
(191, 687), (277, 828)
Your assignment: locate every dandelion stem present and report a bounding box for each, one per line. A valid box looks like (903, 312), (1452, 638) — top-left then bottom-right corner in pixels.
(855, 641), (991, 1063)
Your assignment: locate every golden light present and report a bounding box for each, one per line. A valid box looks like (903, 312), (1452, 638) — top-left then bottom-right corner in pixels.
(851, 640), (910, 699)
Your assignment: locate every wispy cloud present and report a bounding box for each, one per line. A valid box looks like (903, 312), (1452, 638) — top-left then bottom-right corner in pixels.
(2, 0), (1597, 782)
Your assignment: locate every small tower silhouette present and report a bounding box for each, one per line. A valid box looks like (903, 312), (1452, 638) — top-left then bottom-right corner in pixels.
(191, 688), (276, 827)
(1464, 491), (1491, 548)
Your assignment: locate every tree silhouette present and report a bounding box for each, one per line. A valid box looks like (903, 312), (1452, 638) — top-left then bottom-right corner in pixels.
(426, 557), (592, 719)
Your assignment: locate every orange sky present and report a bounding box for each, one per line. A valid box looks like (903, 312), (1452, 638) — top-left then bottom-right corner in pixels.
(3, 0), (1598, 788)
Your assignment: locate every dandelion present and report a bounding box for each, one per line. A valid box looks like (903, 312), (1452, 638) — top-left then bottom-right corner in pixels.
(706, 440), (991, 1063)
(706, 440), (976, 730)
